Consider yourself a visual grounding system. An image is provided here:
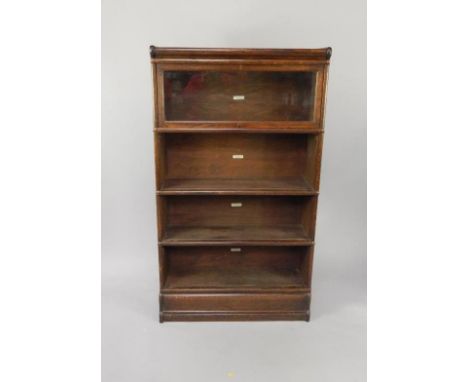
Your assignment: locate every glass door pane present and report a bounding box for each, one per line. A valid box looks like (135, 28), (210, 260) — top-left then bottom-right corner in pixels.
(163, 71), (316, 122)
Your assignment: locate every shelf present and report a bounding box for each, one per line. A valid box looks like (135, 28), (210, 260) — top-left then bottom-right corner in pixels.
(163, 268), (307, 292)
(161, 225), (312, 245)
(159, 178), (318, 195)
(155, 127), (324, 134)
(160, 245), (311, 293)
(161, 240), (313, 247)
(158, 133), (321, 195)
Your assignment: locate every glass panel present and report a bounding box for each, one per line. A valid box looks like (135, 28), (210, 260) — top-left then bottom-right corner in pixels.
(164, 71), (316, 122)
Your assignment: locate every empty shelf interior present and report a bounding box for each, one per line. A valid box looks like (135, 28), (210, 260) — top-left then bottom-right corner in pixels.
(162, 246), (310, 290)
(158, 133), (320, 192)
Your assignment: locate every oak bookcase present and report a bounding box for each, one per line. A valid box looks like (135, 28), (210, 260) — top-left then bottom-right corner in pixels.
(150, 46), (331, 322)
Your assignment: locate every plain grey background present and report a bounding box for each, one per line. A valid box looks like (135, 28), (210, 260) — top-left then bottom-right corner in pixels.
(102, 0), (366, 381)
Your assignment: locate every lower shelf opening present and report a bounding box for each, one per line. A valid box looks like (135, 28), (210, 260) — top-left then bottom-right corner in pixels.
(161, 246), (311, 291)
(159, 195), (316, 244)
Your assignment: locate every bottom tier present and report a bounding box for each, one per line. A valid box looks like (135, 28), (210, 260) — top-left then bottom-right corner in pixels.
(160, 292), (310, 322)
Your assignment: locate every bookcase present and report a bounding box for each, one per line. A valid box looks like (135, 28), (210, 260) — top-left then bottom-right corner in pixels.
(150, 46), (331, 322)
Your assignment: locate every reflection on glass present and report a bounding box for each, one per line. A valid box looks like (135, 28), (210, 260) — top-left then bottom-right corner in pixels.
(164, 71), (316, 121)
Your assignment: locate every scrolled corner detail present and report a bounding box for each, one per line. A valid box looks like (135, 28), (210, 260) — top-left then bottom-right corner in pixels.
(149, 45), (157, 58)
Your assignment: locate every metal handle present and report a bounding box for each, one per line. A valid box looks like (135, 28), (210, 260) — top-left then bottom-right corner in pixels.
(230, 202), (242, 208)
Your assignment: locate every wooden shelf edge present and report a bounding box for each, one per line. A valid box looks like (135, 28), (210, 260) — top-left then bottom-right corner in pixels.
(150, 46), (331, 61)
(157, 178), (318, 196)
(160, 311), (310, 322)
(162, 287), (310, 294)
(157, 190), (319, 196)
(160, 240), (314, 246)
(154, 128), (324, 134)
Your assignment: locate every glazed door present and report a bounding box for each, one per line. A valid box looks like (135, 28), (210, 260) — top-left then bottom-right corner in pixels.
(156, 63), (326, 129)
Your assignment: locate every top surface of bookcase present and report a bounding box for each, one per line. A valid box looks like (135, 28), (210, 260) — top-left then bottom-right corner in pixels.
(150, 46), (332, 62)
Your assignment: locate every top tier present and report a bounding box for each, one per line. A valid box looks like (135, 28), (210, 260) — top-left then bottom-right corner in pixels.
(150, 46), (332, 62)
(151, 47), (331, 131)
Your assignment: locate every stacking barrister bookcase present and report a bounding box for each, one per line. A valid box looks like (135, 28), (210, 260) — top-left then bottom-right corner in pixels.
(150, 46), (331, 322)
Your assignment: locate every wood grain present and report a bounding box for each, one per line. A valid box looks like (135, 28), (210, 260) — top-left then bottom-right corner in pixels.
(159, 133), (320, 190)
(159, 178), (317, 196)
(162, 246), (312, 292)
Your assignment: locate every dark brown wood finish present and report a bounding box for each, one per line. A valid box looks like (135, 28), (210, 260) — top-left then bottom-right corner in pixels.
(151, 46), (331, 322)
(150, 46), (332, 61)
(162, 246), (312, 292)
(155, 133), (323, 196)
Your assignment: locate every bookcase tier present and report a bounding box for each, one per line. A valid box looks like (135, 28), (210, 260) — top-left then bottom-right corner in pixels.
(161, 246), (312, 292)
